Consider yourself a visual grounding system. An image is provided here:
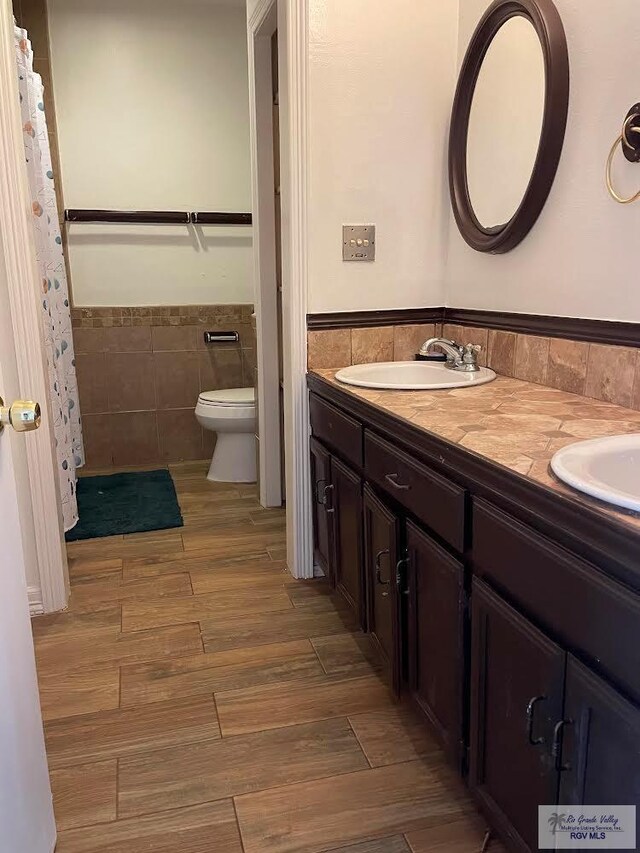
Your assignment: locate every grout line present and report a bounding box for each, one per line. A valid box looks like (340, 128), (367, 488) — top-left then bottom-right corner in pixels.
(309, 636), (329, 676)
(211, 691), (222, 738)
(346, 715), (373, 769)
(232, 796), (248, 853)
(115, 756), (120, 820)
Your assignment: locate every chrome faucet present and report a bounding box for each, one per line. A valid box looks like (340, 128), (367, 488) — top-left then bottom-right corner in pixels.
(419, 337), (482, 372)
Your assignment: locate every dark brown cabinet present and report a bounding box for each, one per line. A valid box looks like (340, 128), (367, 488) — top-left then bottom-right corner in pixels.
(310, 437), (332, 582)
(363, 486), (400, 691)
(331, 455), (365, 628)
(560, 656), (640, 819)
(469, 579), (565, 853)
(308, 383), (640, 853)
(406, 522), (466, 768)
(309, 438), (366, 628)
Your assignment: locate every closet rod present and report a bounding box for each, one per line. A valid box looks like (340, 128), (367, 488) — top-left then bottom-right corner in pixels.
(190, 212), (252, 225)
(65, 209), (190, 224)
(64, 209), (253, 225)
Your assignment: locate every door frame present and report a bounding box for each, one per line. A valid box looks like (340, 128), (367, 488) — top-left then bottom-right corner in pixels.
(0, 0), (69, 614)
(248, 0), (313, 578)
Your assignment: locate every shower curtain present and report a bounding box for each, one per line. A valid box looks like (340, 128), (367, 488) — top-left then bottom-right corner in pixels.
(15, 27), (84, 532)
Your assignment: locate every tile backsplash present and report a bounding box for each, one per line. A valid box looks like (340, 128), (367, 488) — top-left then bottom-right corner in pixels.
(307, 321), (640, 412)
(74, 304), (255, 469)
(307, 324), (437, 370)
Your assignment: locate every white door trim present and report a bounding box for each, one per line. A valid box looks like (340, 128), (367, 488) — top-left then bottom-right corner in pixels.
(249, 0), (313, 578)
(248, 0), (282, 509)
(279, 0), (313, 578)
(0, 0), (69, 613)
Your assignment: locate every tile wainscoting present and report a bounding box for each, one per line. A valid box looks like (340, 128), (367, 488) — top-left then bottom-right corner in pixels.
(307, 321), (640, 411)
(73, 305), (255, 468)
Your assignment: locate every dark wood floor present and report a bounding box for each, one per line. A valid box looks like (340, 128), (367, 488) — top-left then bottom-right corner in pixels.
(32, 461), (504, 853)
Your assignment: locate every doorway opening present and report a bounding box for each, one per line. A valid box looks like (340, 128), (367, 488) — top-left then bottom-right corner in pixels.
(11, 0), (271, 571)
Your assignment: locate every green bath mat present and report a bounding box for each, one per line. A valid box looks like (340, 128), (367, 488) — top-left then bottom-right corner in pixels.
(66, 469), (184, 542)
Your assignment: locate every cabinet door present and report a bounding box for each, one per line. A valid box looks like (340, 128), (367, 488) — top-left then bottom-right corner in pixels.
(469, 579), (565, 853)
(331, 455), (365, 628)
(406, 521), (465, 766)
(309, 437), (333, 582)
(363, 485), (400, 691)
(560, 656), (640, 826)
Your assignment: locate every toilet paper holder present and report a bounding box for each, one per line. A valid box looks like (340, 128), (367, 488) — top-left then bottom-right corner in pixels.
(203, 331), (239, 344)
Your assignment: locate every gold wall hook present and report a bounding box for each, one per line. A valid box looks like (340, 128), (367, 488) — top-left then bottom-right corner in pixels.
(0, 397), (41, 433)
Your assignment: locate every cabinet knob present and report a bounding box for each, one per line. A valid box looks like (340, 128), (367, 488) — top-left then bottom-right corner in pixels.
(0, 397), (41, 433)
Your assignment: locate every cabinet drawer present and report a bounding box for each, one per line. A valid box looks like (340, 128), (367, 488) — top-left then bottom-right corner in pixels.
(309, 394), (363, 467)
(473, 498), (640, 704)
(364, 431), (466, 552)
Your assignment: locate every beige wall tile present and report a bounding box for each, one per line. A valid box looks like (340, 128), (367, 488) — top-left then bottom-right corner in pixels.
(82, 414), (113, 469)
(241, 348), (256, 387)
(351, 327), (394, 365)
(487, 330), (516, 377)
(547, 339), (589, 395)
(307, 329), (352, 369)
(73, 327), (106, 354)
(441, 323), (464, 343)
(514, 335), (550, 384)
(154, 351), (200, 410)
(152, 325), (199, 352)
(107, 353), (156, 413)
(392, 324), (435, 361)
(76, 353), (109, 415)
(110, 413), (159, 467)
(199, 349), (244, 392)
(158, 409), (204, 463)
(632, 352), (640, 411)
(104, 326), (152, 353)
(448, 326), (489, 367)
(585, 344), (637, 408)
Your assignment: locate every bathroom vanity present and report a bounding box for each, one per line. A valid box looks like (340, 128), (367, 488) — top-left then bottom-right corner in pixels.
(307, 370), (640, 853)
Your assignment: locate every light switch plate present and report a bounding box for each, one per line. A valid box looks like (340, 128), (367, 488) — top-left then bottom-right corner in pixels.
(342, 225), (376, 261)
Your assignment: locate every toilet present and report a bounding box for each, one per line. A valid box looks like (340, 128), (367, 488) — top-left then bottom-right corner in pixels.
(195, 388), (257, 483)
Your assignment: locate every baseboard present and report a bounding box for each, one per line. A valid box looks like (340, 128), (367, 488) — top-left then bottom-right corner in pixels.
(28, 584), (44, 616)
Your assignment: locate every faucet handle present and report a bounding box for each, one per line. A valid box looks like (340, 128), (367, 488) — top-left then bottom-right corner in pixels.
(462, 343), (482, 366)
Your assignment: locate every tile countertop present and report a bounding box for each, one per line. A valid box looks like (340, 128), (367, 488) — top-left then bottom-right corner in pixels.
(312, 368), (640, 534)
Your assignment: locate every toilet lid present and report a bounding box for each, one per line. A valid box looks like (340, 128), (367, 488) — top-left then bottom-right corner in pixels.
(199, 388), (255, 407)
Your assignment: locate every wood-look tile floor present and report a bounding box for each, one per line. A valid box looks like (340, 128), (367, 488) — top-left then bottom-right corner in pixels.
(32, 461), (506, 853)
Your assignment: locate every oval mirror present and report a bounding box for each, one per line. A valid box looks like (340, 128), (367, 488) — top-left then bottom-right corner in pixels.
(449, 0), (569, 253)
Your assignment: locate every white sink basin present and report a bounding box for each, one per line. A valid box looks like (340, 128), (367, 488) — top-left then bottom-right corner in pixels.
(551, 434), (640, 512)
(335, 361), (496, 391)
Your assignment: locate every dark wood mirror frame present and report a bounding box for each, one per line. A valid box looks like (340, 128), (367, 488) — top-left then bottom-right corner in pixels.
(449, 0), (569, 254)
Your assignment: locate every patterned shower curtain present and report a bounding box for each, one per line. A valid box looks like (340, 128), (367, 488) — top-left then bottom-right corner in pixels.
(15, 26), (84, 532)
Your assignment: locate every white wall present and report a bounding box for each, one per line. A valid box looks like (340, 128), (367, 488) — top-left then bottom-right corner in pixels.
(447, 0), (640, 322)
(48, 0), (253, 306)
(306, 0), (458, 314)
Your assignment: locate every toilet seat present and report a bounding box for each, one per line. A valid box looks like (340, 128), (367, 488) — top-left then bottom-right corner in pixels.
(198, 388), (255, 407)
